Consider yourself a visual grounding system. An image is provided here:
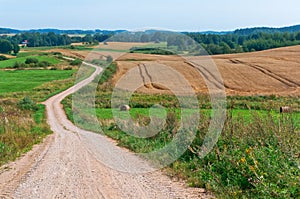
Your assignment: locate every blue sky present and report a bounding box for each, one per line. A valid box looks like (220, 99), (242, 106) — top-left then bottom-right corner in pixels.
(1, 0), (300, 31)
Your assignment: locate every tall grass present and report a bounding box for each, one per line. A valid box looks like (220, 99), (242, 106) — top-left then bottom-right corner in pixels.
(0, 101), (51, 165)
(0, 56), (87, 166)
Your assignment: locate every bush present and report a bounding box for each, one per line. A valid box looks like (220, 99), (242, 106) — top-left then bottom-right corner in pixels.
(0, 55), (8, 61)
(63, 66), (73, 70)
(91, 59), (106, 66)
(38, 61), (51, 67)
(70, 59), (82, 66)
(52, 52), (62, 56)
(18, 97), (39, 111)
(25, 57), (39, 64)
(106, 55), (113, 63)
(13, 61), (26, 68)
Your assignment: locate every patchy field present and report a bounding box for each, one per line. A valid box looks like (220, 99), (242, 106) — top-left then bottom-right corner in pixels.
(0, 55), (61, 68)
(0, 70), (74, 93)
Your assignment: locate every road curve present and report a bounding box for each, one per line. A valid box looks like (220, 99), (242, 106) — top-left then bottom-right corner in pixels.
(0, 62), (212, 199)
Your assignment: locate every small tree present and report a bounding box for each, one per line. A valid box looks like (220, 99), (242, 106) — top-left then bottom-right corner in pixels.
(0, 40), (13, 54)
(106, 55), (113, 63)
(13, 44), (20, 55)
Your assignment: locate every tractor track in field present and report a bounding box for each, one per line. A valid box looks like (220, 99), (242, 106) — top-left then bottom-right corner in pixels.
(185, 61), (228, 90)
(230, 59), (300, 88)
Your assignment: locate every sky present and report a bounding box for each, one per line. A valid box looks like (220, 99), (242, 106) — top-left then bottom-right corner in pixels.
(1, 0), (300, 31)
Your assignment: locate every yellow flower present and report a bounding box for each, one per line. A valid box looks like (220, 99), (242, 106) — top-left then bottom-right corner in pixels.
(249, 166), (255, 171)
(240, 157), (246, 163)
(246, 147), (252, 154)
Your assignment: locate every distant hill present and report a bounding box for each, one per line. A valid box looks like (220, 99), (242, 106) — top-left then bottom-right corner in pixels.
(0, 28), (125, 35)
(234, 25), (300, 35)
(1, 25), (300, 35)
(0, 28), (20, 34)
(198, 31), (233, 35)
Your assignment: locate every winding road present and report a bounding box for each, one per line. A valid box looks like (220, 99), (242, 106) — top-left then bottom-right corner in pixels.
(0, 62), (211, 198)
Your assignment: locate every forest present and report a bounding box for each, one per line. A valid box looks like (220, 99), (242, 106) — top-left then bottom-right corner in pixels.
(1, 27), (300, 55)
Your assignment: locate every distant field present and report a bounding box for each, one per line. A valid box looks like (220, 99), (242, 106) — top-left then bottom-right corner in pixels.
(0, 70), (74, 93)
(0, 55), (61, 68)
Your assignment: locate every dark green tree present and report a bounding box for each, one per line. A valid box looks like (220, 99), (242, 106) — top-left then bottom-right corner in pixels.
(0, 40), (13, 54)
(13, 43), (20, 55)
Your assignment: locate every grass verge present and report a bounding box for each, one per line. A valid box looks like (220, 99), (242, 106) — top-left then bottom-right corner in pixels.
(62, 84), (299, 198)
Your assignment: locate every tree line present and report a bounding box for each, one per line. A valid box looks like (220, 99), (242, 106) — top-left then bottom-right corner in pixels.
(186, 31), (300, 54)
(1, 30), (300, 55)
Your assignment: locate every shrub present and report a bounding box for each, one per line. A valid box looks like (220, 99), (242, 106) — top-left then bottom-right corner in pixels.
(38, 61), (51, 67)
(63, 66), (73, 70)
(52, 52), (62, 56)
(18, 97), (39, 111)
(13, 61), (26, 68)
(106, 55), (113, 63)
(91, 59), (106, 66)
(25, 57), (39, 64)
(70, 59), (82, 66)
(0, 55), (8, 61)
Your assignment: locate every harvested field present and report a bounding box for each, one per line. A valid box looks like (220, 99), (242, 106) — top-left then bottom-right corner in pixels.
(112, 45), (300, 96)
(97, 42), (154, 50)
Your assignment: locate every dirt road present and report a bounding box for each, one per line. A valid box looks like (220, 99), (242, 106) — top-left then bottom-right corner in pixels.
(0, 62), (211, 198)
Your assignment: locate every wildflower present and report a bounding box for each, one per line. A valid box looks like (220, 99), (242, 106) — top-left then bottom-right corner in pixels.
(240, 157), (246, 163)
(246, 147), (252, 154)
(249, 166), (255, 171)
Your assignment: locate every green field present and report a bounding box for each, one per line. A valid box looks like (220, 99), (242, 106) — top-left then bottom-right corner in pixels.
(0, 49), (79, 166)
(62, 76), (300, 199)
(0, 55), (61, 68)
(0, 70), (74, 93)
(95, 108), (300, 123)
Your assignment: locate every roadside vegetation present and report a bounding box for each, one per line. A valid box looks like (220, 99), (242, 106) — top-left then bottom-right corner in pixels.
(0, 47), (92, 166)
(62, 64), (300, 198)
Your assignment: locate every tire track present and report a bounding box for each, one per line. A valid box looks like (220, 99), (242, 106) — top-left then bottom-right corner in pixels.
(231, 59), (300, 87)
(141, 63), (154, 83)
(138, 64), (146, 85)
(138, 63), (155, 89)
(185, 61), (228, 90)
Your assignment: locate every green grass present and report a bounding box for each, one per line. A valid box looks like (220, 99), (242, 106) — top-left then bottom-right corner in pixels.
(142, 42), (168, 48)
(62, 91), (300, 198)
(0, 55), (61, 68)
(0, 70), (74, 93)
(57, 55), (300, 198)
(96, 108), (300, 127)
(0, 50), (83, 167)
(17, 51), (49, 57)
